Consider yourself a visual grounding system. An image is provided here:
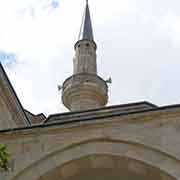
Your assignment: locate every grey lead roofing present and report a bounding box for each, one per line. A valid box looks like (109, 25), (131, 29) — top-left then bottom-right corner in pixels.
(78, 0), (94, 41)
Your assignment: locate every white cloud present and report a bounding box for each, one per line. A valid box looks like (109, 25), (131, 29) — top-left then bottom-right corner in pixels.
(1, 0), (180, 115)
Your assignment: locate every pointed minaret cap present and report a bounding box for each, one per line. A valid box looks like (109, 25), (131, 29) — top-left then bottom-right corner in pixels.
(75, 0), (96, 49)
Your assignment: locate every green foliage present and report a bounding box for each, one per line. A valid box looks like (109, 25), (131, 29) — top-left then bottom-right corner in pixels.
(0, 144), (9, 171)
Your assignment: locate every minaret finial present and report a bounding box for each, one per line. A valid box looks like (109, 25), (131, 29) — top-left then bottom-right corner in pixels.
(86, 0), (88, 4)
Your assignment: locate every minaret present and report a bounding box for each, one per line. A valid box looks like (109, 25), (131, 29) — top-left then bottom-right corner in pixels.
(62, 0), (108, 111)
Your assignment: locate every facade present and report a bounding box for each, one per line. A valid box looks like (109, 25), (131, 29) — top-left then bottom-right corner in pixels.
(0, 1), (180, 180)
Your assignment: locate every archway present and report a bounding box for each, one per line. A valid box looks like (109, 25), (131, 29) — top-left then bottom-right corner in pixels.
(11, 139), (179, 180)
(38, 155), (175, 180)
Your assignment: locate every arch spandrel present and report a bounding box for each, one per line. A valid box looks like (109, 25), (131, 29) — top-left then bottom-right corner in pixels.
(10, 139), (180, 180)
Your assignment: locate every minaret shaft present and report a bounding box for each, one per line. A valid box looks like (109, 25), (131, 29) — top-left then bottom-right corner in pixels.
(62, 1), (108, 111)
(73, 40), (97, 75)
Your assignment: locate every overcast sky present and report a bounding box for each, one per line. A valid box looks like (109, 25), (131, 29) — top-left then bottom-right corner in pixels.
(1, 0), (180, 115)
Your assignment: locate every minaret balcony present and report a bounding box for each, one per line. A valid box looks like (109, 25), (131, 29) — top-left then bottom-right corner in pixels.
(62, 73), (108, 111)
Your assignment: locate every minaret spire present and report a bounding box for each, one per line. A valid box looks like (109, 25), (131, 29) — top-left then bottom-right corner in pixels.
(62, 1), (108, 111)
(78, 0), (94, 42)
